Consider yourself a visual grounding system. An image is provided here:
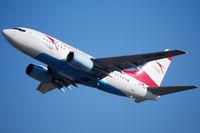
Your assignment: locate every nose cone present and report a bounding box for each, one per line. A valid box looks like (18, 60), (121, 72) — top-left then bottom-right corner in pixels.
(2, 29), (14, 40)
(2, 28), (42, 58)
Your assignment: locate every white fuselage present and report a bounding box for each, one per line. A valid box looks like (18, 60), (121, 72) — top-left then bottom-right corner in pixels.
(2, 27), (159, 101)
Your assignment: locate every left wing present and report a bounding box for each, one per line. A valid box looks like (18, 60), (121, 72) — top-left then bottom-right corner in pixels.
(37, 82), (57, 94)
(36, 80), (67, 94)
(35, 67), (78, 94)
(91, 50), (186, 78)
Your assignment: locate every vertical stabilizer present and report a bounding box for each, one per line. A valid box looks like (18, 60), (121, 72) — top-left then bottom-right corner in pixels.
(141, 55), (172, 86)
(123, 50), (173, 87)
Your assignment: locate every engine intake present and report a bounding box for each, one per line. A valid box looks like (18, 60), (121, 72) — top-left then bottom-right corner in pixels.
(66, 52), (93, 72)
(26, 64), (53, 83)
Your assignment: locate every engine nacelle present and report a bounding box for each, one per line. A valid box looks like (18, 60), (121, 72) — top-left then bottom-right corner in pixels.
(66, 52), (93, 72)
(26, 64), (53, 83)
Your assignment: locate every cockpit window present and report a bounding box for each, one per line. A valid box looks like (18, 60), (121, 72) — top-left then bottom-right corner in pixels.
(13, 27), (26, 32)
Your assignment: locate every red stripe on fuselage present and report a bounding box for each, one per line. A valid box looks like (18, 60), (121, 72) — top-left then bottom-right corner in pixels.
(123, 69), (159, 87)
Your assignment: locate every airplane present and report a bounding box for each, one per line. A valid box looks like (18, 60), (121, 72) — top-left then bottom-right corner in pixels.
(2, 27), (197, 103)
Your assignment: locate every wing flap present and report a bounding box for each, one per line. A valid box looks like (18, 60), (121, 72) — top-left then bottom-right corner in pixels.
(148, 86), (197, 95)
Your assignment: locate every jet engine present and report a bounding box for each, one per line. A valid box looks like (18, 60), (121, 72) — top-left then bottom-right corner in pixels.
(26, 64), (53, 83)
(66, 52), (93, 72)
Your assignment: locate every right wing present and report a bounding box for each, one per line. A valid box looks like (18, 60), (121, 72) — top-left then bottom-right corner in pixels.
(148, 86), (198, 95)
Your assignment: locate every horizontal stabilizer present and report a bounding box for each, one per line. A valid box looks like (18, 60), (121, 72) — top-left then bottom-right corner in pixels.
(148, 86), (198, 95)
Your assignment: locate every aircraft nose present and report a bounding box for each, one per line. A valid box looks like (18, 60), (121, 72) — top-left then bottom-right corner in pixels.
(2, 29), (13, 39)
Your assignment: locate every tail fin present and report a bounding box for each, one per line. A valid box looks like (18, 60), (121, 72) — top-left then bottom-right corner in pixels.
(142, 55), (173, 86)
(124, 50), (173, 87)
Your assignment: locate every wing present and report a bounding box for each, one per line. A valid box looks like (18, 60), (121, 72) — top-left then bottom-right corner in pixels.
(148, 86), (198, 95)
(35, 67), (79, 94)
(91, 49), (186, 79)
(37, 82), (57, 94)
(36, 80), (69, 94)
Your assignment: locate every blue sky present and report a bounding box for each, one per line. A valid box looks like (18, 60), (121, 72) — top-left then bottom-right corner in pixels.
(0, 0), (200, 133)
